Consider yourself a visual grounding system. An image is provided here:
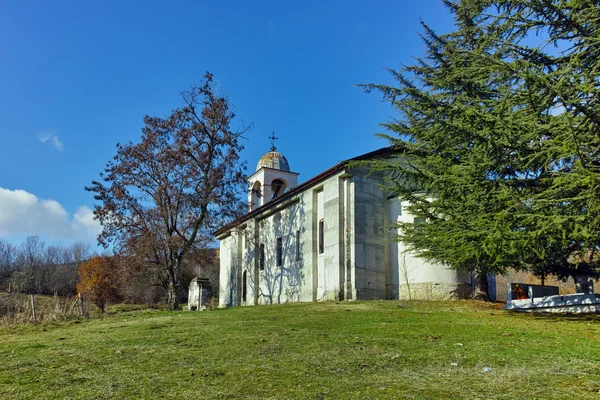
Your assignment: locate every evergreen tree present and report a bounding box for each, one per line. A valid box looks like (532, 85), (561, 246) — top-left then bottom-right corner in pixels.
(361, 0), (600, 298)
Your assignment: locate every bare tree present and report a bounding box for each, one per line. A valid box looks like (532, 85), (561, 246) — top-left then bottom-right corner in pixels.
(87, 72), (248, 310)
(399, 254), (413, 301)
(0, 240), (16, 272)
(18, 236), (45, 270)
(70, 242), (92, 264)
(0, 240), (16, 291)
(9, 236), (46, 293)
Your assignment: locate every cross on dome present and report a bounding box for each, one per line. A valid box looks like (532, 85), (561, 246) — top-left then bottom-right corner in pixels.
(269, 132), (279, 151)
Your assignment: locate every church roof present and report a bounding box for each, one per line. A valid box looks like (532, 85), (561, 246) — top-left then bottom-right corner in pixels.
(215, 147), (396, 237)
(256, 151), (290, 172)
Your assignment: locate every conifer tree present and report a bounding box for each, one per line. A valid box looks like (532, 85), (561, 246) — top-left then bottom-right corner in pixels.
(361, 0), (600, 298)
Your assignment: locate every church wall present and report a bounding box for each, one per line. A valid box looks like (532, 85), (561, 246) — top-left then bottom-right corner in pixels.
(387, 196), (471, 300)
(219, 148), (482, 307)
(218, 231), (242, 308)
(239, 220), (258, 306)
(351, 169), (387, 300)
(345, 176), (355, 300)
(221, 171), (352, 306)
(317, 173), (348, 301)
(220, 167), (473, 307)
(253, 198), (311, 304)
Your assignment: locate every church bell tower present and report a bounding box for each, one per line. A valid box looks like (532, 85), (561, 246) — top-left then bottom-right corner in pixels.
(248, 133), (299, 211)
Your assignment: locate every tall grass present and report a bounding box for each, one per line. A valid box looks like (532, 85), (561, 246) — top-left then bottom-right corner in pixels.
(0, 293), (84, 325)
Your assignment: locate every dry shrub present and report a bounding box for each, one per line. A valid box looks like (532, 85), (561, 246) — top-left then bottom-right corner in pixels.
(0, 293), (83, 325)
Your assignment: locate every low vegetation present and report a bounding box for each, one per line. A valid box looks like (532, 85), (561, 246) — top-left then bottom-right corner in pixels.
(1, 236), (214, 308)
(1, 300), (599, 399)
(0, 293), (85, 325)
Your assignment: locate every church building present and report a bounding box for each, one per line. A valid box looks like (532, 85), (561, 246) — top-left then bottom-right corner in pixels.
(215, 143), (471, 307)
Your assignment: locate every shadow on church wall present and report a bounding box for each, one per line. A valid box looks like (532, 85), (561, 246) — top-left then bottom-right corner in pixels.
(243, 197), (307, 305)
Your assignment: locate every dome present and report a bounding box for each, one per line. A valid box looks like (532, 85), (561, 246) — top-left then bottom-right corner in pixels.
(256, 151), (290, 172)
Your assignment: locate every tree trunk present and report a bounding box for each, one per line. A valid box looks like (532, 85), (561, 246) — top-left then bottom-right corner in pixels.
(473, 273), (489, 301)
(166, 280), (180, 310)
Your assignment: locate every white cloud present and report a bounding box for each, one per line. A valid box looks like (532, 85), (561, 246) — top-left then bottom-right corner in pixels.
(38, 129), (64, 151)
(0, 188), (101, 241)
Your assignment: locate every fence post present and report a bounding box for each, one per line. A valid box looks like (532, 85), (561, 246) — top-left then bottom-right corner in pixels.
(78, 293), (85, 317)
(31, 294), (36, 323)
(55, 291), (61, 313)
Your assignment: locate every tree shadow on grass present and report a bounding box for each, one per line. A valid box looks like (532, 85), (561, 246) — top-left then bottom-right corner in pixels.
(512, 311), (600, 323)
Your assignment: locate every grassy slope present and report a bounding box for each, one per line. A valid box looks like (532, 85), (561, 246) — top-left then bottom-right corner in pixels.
(1, 300), (599, 399)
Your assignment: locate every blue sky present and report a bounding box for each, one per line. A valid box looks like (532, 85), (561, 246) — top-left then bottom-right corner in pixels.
(0, 1), (454, 246)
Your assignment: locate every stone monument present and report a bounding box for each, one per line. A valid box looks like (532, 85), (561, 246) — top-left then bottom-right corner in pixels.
(188, 278), (212, 311)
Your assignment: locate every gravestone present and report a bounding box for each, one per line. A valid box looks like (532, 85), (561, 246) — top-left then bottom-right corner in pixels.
(528, 285), (559, 298)
(188, 278), (212, 311)
(575, 276), (594, 294)
(507, 283), (559, 301)
(508, 283), (531, 300)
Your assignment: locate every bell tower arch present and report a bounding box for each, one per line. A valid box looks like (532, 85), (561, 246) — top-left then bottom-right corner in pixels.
(247, 135), (299, 211)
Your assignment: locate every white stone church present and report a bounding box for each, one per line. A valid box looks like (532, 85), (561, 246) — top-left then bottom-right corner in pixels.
(215, 145), (471, 307)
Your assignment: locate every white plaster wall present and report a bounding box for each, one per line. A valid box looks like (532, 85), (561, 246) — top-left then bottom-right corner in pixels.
(388, 197), (471, 300)
(352, 169), (387, 300)
(218, 234), (240, 307)
(254, 196), (312, 305)
(239, 221), (258, 305)
(316, 189), (325, 300)
(320, 174), (348, 301)
(220, 164), (471, 306)
(219, 171), (350, 307)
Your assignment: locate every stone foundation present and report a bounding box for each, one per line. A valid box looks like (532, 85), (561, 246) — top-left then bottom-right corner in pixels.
(356, 288), (387, 300)
(397, 282), (471, 300)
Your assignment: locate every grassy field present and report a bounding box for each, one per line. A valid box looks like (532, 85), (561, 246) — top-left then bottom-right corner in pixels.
(1, 300), (599, 399)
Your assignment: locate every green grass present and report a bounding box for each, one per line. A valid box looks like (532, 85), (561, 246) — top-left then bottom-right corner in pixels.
(1, 300), (599, 399)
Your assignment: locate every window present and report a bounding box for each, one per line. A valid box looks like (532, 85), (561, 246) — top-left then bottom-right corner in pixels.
(259, 244), (265, 271)
(251, 181), (262, 209)
(276, 237), (283, 266)
(318, 219), (324, 254)
(296, 230), (301, 261)
(271, 179), (287, 199)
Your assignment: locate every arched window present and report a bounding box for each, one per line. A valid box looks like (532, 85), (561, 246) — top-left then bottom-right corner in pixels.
(271, 179), (287, 199)
(251, 181), (262, 209)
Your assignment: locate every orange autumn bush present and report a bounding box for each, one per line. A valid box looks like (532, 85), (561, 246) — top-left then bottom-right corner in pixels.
(76, 256), (120, 312)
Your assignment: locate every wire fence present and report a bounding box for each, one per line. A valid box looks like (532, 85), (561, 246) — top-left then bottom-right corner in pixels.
(0, 292), (87, 325)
